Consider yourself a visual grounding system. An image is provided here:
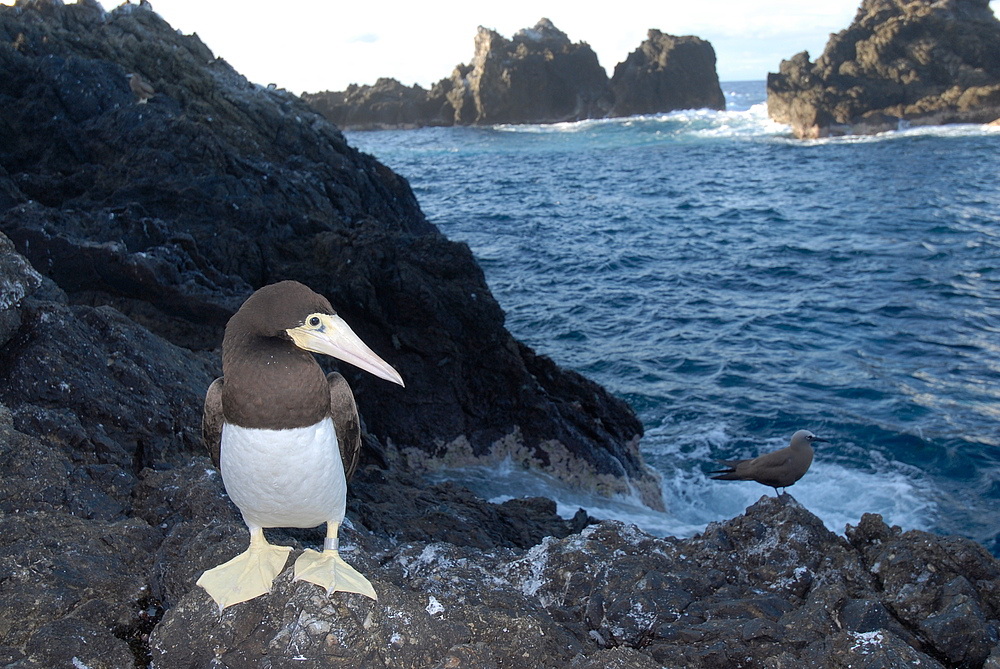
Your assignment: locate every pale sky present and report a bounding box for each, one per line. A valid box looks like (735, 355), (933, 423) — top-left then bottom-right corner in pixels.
(12, 0), (1000, 93)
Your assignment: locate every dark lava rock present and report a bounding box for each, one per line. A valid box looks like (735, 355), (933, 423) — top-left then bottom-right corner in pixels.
(147, 494), (999, 668)
(767, 0), (1000, 138)
(306, 19), (727, 129)
(847, 512), (1000, 667)
(0, 231), (41, 348)
(0, 0), (659, 507)
(610, 29), (726, 116)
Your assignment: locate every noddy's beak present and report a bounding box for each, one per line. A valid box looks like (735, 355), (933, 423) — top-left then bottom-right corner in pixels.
(287, 314), (404, 387)
(813, 437), (829, 443)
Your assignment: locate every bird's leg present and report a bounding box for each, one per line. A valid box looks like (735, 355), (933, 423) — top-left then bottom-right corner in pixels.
(293, 521), (377, 600)
(196, 526), (292, 612)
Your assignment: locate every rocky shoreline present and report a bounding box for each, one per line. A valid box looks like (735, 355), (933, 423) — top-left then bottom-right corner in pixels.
(767, 0), (1000, 138)
(0, 2), (998, 668)
(302, 20), (725, 130)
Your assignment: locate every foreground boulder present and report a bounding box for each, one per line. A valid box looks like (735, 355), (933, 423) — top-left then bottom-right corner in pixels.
(147, 491), (1000, 668)
(767, 0), (1000, 138)
(304, 19), (726, 129)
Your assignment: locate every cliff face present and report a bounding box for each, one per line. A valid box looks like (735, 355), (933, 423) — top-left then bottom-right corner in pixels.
(610, 29), (726, 116)
(767, 0), (1000, 138)
(304, 19), (726, 129)
(0, 0), (657, 505)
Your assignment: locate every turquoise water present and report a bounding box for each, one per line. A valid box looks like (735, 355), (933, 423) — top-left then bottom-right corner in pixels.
(346, 82), (1000, 553)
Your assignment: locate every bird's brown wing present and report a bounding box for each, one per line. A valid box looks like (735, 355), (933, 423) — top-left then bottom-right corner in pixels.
(328, 372), (361, 482)
(749, 449), (793, 473)
(203, 377), (225, 469)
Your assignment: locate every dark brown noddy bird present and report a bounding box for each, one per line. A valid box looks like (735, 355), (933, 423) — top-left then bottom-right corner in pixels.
(127, 73), (155, 104)
(710, 429), (827, 495)
(197, 281), (404, 611)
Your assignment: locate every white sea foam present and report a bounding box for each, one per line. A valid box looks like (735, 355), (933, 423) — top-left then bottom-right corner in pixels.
(786, 121), (1000, 147)
(492, 104), (787, 143)
(427, 429), (938, 542)
(347, 79), (992, 552)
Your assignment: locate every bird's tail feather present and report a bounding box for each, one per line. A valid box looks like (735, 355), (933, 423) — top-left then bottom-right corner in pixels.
(709, 459), (744, 479)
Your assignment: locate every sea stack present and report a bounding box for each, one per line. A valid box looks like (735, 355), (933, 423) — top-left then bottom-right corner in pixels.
(304, 19), (728, 129)
(451, 19), (614, 125)
(610, 30), (726, 116)
(767, 0), (1000, 138)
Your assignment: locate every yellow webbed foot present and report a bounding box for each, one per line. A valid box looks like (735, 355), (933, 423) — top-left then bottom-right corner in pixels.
(196, 528), (292, 612)
(293, 548), (377, 600)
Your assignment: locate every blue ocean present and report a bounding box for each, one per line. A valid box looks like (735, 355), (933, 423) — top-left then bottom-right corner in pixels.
(346, 81), (1000, 555)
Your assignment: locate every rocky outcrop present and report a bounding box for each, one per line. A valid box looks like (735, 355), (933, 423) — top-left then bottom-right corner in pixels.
(8, 387), (1000, 669)
(767, 0), (1000, 138)
(452, 19), (614, 125)
(305, 19), (726, 129)
(0, 0), (658, 507)
(610, 29), (726, 116)
(301, 77), (454, 130)
(141, 483), (999, 668)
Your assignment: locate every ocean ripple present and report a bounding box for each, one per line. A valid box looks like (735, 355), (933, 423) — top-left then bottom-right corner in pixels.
(348, 82), (1000, 554)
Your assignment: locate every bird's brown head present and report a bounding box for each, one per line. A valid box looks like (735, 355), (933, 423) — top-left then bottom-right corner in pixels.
(790, 430), (827, 449)
(226, 280), (404, 386)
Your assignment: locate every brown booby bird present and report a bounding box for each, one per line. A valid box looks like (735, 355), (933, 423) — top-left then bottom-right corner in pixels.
(710, 430), (826, 496)
(127, 73), (155, 104)
(197, 281), (404, 611)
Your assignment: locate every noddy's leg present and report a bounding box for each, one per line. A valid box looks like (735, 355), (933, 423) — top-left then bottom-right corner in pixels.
(196, 526), (292, 612)
(293, 521), (377, 600)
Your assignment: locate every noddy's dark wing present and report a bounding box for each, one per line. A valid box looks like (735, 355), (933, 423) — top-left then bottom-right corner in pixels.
(203, 377), (225, 468)
(328, 372), (361, 482)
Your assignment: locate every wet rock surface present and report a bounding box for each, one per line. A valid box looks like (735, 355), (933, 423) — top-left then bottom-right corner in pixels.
(304, 19), (726, 129)
(767, 0), (1000, 138)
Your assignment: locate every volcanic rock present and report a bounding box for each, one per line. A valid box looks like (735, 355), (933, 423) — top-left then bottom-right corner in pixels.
(451, 19), (614, 125)
(306, 19), (727, 129)
(0, 0), (657, 507)
(610, 29), (726, 116)
(301, 77), (454, 130)
(146, 492), (999, 668)
(767, 0), (1000, 138)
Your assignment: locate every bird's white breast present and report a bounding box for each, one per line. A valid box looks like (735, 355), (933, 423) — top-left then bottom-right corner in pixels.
(220, 417), (346, 529)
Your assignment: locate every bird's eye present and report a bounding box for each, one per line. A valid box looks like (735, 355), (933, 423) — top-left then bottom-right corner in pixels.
(308, 316), (321, 327)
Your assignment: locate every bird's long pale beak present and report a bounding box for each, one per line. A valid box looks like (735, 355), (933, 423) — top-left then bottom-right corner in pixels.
(287, 314), (404, 387)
